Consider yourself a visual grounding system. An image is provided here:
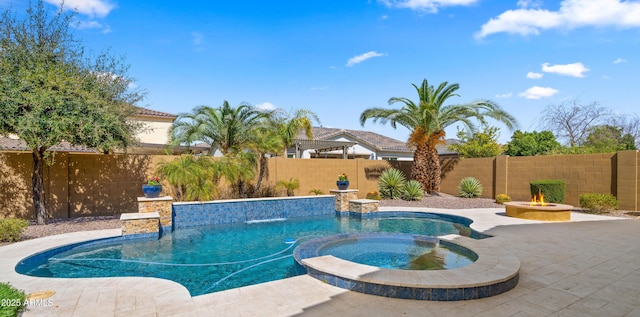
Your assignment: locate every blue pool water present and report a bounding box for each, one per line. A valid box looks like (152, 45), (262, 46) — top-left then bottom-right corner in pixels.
(17, 212), (487, 296)
(317, 234), (476, 270)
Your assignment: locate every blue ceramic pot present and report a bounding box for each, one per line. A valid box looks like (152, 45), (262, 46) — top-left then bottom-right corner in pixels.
(142, 185), (162, 198)
(336, 180), (349, 190)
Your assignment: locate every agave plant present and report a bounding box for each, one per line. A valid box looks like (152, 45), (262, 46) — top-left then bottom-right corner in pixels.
(378, 168), (406, 199)
(402, 180), (425, 201)
(458, 177), (483, 198)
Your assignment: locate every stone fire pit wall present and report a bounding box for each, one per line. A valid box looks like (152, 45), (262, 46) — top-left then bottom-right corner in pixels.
(504, 201), (573, 221)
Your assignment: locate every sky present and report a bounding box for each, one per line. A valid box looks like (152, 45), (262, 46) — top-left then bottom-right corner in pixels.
(3, 0), (639, 144)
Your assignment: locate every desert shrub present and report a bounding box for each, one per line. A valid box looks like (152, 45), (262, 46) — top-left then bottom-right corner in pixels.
(309, 189), (324, 195)
(495, 194), (512, 204)
(530, 180), (566, 203)
(378, 168), (406, 199)
(0, 218), (29, 242)
(366, 191), (381, 200)
(580, 193), (618, 214)
(458, 177), (483, 198)
(0, 282), (26, 317)
(402, 180), (424, 201)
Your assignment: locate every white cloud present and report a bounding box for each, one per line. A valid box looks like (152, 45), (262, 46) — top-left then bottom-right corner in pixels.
(541, 62), (589, 78)
(346, 51), (385, 67)
(517, 0), (542, 9)
(518, 86), (559, 99)
(311, 86), (327, 91)
(613, 58), (627, 64)
(255, 102), (276, 110)
(476, 0), (640, 38)
(378, 0), (478, 13)
(191, 32), (204, 45)
(495, 93), (513, 98)
(45, 0), (115, 17)
(75, 20), (111, 34)
(526, 72), (543, 79)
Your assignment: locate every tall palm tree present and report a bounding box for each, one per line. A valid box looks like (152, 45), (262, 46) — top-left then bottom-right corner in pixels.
(360, 79), (518, 193)
(169, 101), (271, 155)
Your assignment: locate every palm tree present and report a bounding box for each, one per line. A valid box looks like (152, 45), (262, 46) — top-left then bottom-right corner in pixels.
(274, 109), (320, 158)
(360, 79), (518, 193)
(216, 151), (256, 198)
(156, 154), (217, 201)
(276, 178), (300, 196)
(169, 101), (271, 155)
(249, 125), (284, 195)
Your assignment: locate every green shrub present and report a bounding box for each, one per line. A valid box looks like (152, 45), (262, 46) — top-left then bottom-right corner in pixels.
(0, 282), (26, 317)
(495, 193), (512, 204)
(530, 180), (566, 203)
(366, 191), (381, 200)
(580, 193), (618, 214)
(402, 180), (425, 201)
(309, 189), (324, 195)
(276, 178), (300, 196)
(458, 177), (483, 198)
(0, 218), (29, 242)
(378, 168), (406, 199)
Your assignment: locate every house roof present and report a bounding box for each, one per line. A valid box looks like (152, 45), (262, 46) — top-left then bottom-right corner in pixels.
(0, 137), (98, 153)
(297, 127), (410, 152)
(135, 107), (177, 119)
(296, 127), (458, 155)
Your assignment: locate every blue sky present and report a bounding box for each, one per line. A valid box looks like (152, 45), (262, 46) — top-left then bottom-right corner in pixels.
(4, 0), (639, 143)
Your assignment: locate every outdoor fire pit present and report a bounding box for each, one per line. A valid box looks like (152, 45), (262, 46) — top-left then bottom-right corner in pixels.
(504, 193), (573, 221)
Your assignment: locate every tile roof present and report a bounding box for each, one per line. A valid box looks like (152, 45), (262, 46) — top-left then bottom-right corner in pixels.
(297, 127), (410, 152)
(296, 127), (458, 155)
(135, 107), (177, 118)
(0, 137), (98, 153)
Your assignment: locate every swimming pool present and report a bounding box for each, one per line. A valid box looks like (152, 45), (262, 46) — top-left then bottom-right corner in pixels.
(16, 212), (487, 296)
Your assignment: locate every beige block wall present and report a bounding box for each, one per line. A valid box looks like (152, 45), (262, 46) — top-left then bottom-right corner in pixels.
(0, 153), (33, 218)
(1, 150), (638, 220)
(439, 157), (496, 198)
(267, 158), (390, 198)
(439, 152), (619, 207)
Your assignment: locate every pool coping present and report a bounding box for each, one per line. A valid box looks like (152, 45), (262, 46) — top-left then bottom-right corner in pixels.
(0, 207), (630, 316)
(295, 232), (520, 301)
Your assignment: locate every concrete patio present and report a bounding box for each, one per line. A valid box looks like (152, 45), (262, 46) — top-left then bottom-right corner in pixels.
(2, 207), (639, 316)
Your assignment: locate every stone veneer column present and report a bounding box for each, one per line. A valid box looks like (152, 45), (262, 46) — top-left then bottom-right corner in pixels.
(137, 196), (173, 229)
(120, 212), (160, 236)
(330, 190), (359, 212)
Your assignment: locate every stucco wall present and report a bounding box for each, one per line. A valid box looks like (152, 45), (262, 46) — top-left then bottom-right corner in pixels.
(136, 119), (173, 145)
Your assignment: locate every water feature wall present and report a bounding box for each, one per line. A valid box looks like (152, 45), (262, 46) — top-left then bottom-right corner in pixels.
(172, 195), (335, 228)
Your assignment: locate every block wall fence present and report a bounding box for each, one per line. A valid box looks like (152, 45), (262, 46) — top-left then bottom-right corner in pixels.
(0, 150), (638, 219)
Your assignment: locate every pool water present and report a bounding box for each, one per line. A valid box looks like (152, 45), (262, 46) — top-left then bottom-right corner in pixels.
(317, 234), (476, 270)
(17, 212), (485, 296)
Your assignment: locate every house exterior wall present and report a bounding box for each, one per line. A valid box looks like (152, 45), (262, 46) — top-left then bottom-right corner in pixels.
(135, 118), (174, 145)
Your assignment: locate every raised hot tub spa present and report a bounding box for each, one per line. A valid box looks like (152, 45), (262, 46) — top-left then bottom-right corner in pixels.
(294, 233), (520, 301)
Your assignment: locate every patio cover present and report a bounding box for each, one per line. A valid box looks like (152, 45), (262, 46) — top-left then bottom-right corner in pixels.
(290, 139), (357, 159)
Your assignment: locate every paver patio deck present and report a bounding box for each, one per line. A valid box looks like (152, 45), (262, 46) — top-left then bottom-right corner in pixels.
(2, 207), (639, 316)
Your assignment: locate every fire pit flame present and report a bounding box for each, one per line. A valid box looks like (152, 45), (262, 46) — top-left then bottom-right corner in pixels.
(530, 193), (547, 206)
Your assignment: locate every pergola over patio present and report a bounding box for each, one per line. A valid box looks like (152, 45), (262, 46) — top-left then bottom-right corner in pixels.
(290, 139), (357, 159)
